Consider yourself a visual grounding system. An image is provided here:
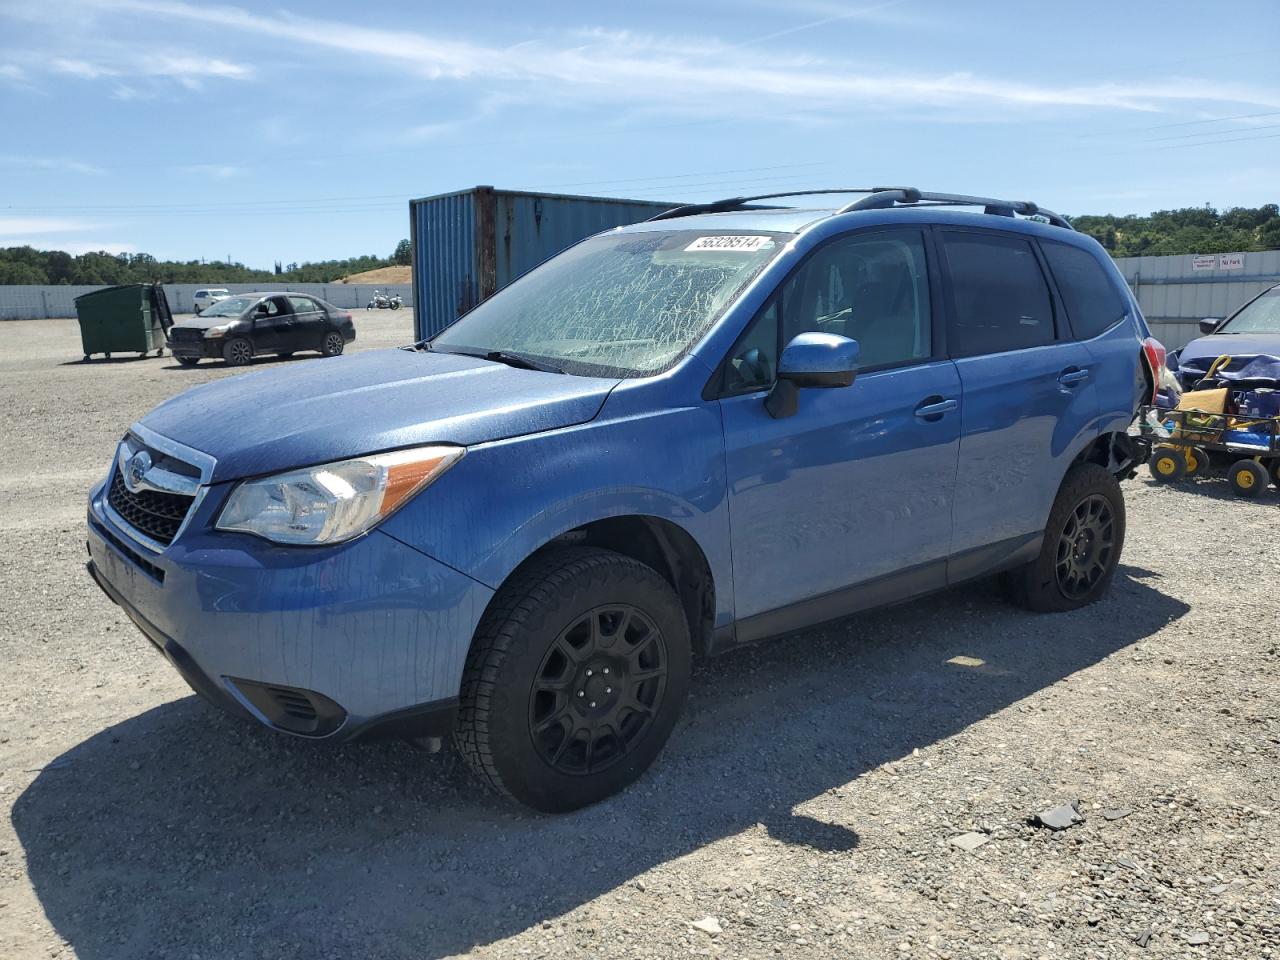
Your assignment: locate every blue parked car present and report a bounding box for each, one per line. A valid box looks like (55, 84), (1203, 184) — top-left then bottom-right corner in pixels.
(86, 188), (1164, 811)
(1170, 282), (1280, 388)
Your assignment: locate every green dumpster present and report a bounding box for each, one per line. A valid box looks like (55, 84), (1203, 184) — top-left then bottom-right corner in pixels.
(74, 283), (174, 361)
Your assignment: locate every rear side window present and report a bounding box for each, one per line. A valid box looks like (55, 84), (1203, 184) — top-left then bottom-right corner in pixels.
(288, 296), (318, 313)
(1041, 241), (1128, 340)
(943, 233), (1054, 357)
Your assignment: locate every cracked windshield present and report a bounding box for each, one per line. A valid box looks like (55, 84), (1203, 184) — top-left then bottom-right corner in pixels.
(430, 230), (791, 376)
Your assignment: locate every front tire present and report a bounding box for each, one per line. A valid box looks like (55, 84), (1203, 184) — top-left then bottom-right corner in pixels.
(222, 337), (253, 366)
(177, 356), (200, 367)
(455, 547), (691, 813)
(1002, 462), (1126, 613)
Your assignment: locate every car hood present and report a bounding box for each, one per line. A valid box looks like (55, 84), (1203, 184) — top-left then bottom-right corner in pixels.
(138, 348), (619, 482)
(1176, 332), (1280, 367)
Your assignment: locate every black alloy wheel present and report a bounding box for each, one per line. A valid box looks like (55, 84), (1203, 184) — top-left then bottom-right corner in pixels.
(1054, 493), (1116, 601)
(223, 337), (253, 366)
(528, 604), (668, 776)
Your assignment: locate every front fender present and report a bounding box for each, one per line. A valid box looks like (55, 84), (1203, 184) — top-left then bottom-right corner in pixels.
(380, 402), (735, 630)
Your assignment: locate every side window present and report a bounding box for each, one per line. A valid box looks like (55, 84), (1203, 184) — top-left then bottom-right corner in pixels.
(721, 299), (779, 393)
(269, 296), (293, 315)
(780, 231), (932, 368)
(1041, 241), (1128, 340)
(943, 233), (1054, 357)
(288, 295), (317, 313)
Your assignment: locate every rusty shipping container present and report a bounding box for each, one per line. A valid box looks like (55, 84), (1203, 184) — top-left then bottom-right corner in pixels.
(409, 186), (679, 340)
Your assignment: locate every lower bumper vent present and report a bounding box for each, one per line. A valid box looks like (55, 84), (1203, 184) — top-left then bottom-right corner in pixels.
(228, 679), (347, 737)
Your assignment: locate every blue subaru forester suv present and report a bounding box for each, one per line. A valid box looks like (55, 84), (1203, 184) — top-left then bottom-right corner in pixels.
(87, 188), (1164, 811)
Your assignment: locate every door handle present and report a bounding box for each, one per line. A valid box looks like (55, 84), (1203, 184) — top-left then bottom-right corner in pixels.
(1058, 367), (1089, 386)
(915, 397), (958, 419)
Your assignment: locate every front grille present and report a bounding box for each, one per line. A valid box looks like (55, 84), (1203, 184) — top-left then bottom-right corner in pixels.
(107, 471), (194, 546)
(168, 327), (204, 345)
(90, 519), (165, 582)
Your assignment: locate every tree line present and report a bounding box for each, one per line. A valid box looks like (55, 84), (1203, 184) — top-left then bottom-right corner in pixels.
(2, 205), (1277, 285)
(1069, 204), (1279, 258)
(0, 238), (412, 285)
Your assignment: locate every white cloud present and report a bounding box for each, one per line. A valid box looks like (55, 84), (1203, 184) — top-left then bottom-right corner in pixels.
(0, 216), (97, 236)
(0, 63), (28, 82)
(43, 50), (252, 89)
(0, 154), (103, 175)
(93, 0), (1280, 116)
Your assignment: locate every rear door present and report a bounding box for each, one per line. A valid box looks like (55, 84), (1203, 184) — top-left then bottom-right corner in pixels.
(286, 295), (327, 350)
(939, 229), (1099, 579)
(1040, 239), (1144, 435)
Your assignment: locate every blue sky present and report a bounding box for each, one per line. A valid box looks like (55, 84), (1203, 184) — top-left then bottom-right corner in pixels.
(1, 0), (1277, 267)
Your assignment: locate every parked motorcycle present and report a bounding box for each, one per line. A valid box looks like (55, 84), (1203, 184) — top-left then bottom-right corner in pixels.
(366, 291), (402, 310)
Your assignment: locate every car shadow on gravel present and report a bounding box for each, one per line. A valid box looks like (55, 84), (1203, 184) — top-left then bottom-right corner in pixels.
(13, 568), (1187, 959)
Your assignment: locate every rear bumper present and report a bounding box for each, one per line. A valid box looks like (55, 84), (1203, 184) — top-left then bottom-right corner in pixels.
(86, 483), (492, 741)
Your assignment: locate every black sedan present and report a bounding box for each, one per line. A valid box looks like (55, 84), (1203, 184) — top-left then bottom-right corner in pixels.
(167, 292), (356, 367)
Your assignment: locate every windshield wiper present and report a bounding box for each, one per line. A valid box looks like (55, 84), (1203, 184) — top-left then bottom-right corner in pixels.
(435, 346), (565, 374)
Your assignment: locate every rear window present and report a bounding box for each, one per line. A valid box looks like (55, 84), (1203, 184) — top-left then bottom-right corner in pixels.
(943, 233), (1054, 357)
(1042, 241), (1127, 340)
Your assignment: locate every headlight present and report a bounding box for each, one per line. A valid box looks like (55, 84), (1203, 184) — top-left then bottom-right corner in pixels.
(204, 323), (233, 338)
(216, 445), (463, 545)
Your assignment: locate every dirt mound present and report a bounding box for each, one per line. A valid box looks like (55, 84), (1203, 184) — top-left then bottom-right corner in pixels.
(335, 265), (411, 285)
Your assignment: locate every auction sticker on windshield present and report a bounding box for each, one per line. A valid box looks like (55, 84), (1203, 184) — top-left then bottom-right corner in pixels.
(684, 235), (773, 252)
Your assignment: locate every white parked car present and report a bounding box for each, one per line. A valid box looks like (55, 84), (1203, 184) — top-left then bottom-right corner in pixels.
(193, 288), (231, 315)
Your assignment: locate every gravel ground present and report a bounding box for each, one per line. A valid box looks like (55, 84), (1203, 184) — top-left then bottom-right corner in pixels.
(1, 316), (1278, 960)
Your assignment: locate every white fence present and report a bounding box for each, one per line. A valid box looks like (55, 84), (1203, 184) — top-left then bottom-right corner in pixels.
(0, 283), (414, 320)
(1115, 250), (1280, 351)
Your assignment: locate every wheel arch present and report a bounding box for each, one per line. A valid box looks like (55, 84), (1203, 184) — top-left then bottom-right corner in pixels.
(483, 514), (717, 658)
(1071, 429), (1142, 480)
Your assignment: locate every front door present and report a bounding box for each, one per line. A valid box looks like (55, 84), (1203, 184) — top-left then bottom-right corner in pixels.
(716, 228), (961, 640)
(250, 295), (296, 353)
(938, 229), (1100, 576)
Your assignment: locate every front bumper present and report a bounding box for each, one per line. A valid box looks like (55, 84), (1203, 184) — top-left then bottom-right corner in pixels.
(86, 479), (493, 740)
(166, 336), (224, 359)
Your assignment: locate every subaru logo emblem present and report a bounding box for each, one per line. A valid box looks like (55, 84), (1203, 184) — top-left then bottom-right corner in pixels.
(124, 450), (152, 493)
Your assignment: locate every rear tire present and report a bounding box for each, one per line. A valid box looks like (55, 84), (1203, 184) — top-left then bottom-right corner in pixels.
(1002, 463), (1125, 613)
(455, 547), (691, 813)
(321, 332), (345, 357)
(222, 337), (253, 366)
(1228, 460), (1267, 498)
(1149, 446), (1186, 483)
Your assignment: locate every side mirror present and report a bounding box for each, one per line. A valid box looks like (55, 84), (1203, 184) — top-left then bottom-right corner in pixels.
(1199, 318), (1222, 335)
(766, 332), (859, 419)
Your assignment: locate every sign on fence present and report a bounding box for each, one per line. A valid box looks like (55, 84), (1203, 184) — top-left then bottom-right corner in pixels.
(1218, 253), (1245, 271)
(1191, 255), (1216, 271)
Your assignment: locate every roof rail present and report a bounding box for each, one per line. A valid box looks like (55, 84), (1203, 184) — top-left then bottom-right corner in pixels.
(836, 189), (1073, 229)
(646, 188), (889, 221)
(647, 186), (1073, 230)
